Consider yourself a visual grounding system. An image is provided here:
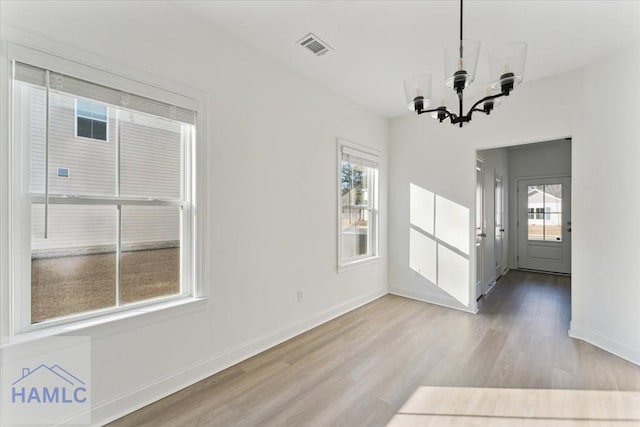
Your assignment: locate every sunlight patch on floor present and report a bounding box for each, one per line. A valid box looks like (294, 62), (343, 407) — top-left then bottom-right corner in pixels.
(387, 386), (640, 426)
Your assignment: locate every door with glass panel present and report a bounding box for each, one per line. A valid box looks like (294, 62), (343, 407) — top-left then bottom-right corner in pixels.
(517, 177), (571, 273)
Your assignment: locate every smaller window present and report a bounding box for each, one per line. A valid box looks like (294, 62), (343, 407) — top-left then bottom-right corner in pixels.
(75, 99), (108, 141)
(338, 140), (379, 268)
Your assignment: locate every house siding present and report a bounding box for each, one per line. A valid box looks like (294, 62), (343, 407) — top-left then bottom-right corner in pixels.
(22, 84), (181, 254)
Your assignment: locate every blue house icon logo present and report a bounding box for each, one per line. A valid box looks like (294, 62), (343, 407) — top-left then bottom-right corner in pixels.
(12, 365), (88, 404)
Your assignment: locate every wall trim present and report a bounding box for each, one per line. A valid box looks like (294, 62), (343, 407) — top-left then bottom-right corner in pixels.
(89, 288), (387, 425)
(569, 322), (640, 366)
(389, 286), (477, 314)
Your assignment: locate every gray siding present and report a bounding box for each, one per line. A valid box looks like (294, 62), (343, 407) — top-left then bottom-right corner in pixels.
(21, 83), (182, 253)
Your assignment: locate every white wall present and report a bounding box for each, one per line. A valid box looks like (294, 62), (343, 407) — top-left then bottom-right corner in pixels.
(390, 39), (640, 365)
(570, 40), (640, 365)
(506, 140), (571, 268)
(0, 1), (388, 424)
(389, 69), (581, 313)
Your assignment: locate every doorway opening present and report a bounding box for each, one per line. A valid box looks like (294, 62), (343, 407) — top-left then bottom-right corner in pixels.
(476, 137), (572, 302)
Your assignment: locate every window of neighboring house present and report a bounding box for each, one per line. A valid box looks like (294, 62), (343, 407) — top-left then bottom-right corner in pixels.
(338, 139), (379, 268)
(8, 58), (201, 331)
(527, 184), (563, 241)
(75, 99), (108, 141)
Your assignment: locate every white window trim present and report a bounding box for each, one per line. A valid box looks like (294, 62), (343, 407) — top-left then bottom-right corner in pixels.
(73, 98), (109, 141)
(336, 138), (380, 272)
(0, 33), (209, 342)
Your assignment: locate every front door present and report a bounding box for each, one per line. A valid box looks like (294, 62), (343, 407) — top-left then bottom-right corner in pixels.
(517, 177), (571, 274)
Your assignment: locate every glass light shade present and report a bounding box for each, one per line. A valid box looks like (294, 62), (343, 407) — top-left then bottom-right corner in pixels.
(489, 42), (527, 91)
(444, 39), (481, 90)
(404, 73), (432, 111)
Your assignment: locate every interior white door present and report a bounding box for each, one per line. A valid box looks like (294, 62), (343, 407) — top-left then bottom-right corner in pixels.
(517, 177), (571, 274)
(494, 173), (504, 279)
(475, 158), (485, 299)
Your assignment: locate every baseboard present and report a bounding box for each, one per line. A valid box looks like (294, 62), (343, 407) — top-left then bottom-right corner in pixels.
(90, 288), (387, 426)
(515, 267), (571, 277)
(389, 286), (477, 314)
(484, 281), (497, 296)
(569, 322), (640, 366)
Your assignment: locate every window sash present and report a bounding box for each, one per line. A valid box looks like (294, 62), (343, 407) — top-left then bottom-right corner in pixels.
(338, 140), (379, 267)
(29, 195), (184, 207)
(76, 113), (107, 123)
(10, 60), (196, 332)
(341, 146), (379, 168)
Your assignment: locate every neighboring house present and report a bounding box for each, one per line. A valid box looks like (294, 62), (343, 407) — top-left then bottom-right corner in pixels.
(527, 187), (562, 226)
(340, 186), (370, 257)
(19, 85), (182, 257)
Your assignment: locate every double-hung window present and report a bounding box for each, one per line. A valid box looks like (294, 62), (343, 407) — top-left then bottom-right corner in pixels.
(338, 139), (379, 268)
(9, 55), (200, 330)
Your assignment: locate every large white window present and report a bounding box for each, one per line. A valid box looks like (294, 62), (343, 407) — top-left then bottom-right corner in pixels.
(338, 139), (379, 268)
(6, 49), (203, 332)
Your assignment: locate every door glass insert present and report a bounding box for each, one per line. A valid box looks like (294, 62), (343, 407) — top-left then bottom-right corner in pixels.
(527, 184), (562, 241)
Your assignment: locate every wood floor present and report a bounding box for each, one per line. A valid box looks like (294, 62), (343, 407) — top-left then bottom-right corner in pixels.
(109, 270), (640, 426)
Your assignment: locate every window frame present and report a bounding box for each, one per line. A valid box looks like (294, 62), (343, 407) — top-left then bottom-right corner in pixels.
(337, 138), (380, 270)
(1, 40), (208, 338)
(73, 98), (109, 141)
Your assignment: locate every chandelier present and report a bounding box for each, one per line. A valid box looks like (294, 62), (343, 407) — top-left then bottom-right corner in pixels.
(403, 0), (527, 127)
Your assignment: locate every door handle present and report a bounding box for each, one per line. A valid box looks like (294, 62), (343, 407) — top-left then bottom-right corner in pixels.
(500, 229), (505, 232)
(478, 233), (487, 238)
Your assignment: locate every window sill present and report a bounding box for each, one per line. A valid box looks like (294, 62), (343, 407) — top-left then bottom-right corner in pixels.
(1, 296), (208, 348)
(338, 256), (382, 273)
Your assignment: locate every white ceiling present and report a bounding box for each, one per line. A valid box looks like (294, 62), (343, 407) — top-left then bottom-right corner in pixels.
(176, 1), (640, 118)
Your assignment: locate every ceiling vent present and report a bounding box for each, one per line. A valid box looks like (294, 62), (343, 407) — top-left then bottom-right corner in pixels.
(297, 33), (332, 56)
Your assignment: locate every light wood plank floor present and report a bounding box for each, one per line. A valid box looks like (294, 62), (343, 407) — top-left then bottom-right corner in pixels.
(109, 270), (640, 426)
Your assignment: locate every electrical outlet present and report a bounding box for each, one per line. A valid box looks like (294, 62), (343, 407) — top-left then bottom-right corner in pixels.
(297, 290), (303, 302)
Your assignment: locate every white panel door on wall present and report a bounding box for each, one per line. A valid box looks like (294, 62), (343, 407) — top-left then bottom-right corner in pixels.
(475, 158), (485, 298)
(494, 173), (505, 278)
(517, 177), (571, 274)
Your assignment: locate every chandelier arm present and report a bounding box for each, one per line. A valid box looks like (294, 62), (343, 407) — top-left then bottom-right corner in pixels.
(416, 107), (458, 123)
(444, 109), (458, 123)
(467, 92), (506, 114)
(416, 108), (457, 118)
